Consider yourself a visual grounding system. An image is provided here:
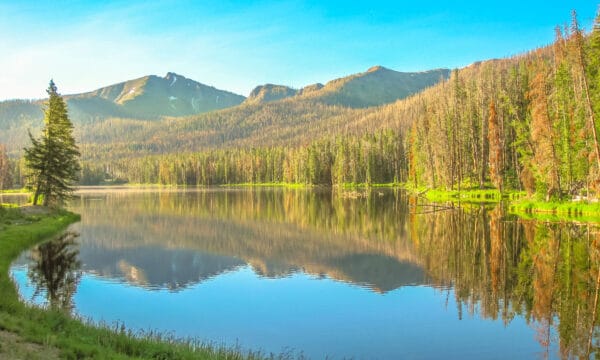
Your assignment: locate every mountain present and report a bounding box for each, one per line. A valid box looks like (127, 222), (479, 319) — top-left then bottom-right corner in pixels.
(0, 66), (449, 158)
(297, 66), (450, 107)
(244, 66), (450, 108)
(0, 100), (42, 129)
(0, 72), (245, 126)
(67, 72), (245, 121)
(297, 83), (324, 96)
(243, 84), (297, 105)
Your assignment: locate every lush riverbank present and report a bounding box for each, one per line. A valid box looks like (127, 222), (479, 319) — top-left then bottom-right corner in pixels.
(405, 186), (600, 221)
(508, 199), (600, 221)
(0, 206), (268, 359)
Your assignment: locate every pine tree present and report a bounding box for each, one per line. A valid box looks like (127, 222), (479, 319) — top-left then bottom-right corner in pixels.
(24, 80), (80, 206)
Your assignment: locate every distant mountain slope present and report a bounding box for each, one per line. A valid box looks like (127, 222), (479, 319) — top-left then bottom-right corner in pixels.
(0, 72), (246, 126)
(243, 84), (297, 105)
(0, 66), (449, 158)
(297, 83), (324, 96)
(0, 100), (42, 128)
(298, 66), (450, 107)
(243, 66), (450, 108)
(69, 72), (245, 120)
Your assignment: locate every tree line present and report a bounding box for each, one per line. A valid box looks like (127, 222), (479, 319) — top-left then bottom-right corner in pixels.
(78, 130), (405, 186)
(2, 11), (599, 199)
(74, 10), (600, 196)
(407, 11), (600, 198)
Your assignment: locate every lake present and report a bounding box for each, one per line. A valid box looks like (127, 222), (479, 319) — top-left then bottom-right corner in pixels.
(9, 187), (600, 359)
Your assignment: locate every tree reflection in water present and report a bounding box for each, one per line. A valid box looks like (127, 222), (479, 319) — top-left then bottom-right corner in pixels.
(409, 202), (600, 359)
(28, 231), (81, 313)
(59, 189), (600, 357)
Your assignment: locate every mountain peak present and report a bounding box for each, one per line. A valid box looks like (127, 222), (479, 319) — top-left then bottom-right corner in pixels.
(60, 72), (246, 120)
(164, 72), (184, 80)
(163, 72), (188, 86)
(244, 84), (297, 105)
(297, 66), (450, 108)
(367, 65), (388, 73)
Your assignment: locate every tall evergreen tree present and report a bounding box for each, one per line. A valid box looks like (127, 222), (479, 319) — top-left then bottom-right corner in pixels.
(24, 80), (80, 206)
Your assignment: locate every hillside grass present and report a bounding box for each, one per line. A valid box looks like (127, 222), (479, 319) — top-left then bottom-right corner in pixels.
(0, 206), (279, 359)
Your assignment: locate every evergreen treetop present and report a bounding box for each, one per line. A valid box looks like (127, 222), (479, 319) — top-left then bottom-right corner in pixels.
(24, 80), (80, 206)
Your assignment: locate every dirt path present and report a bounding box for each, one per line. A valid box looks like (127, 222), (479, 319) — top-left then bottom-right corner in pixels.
(0, 330), (59, 360)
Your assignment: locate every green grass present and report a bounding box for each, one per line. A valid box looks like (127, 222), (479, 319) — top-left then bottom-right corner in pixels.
(406, 187), (526, 204)
(509, 199), (600, 221)
(0, 188), (30, 194)
(404, 185), (600, 222)
(112, 183), (180, 188)
(0, 207), (283, 359)
(339, 182), (402, 189)
(220, 182), (308, 188)
(91, 182), (404, 189)
(424, 189), (502, 203)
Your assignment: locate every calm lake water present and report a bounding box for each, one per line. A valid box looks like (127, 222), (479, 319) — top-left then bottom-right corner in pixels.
(9, 187), (600, 359)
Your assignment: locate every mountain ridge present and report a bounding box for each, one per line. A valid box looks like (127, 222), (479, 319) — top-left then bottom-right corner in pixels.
(66, 72), (246, 121)
(243, 84), (298, 105)
(0, 66), (450, 156)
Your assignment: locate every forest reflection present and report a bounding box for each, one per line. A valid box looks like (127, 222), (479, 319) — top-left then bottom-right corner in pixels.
(70, 188), (422, 292)
(62, 188), (600, 357)
(28, 231), (82, 313)
(412, 202), (600, 359)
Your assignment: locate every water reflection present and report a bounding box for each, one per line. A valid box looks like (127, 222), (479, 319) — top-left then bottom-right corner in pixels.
(13, 188), (600, 358)
(28, 231), (81, 312)
(70, 188), (421, 292)
(410, 202), (600, 358)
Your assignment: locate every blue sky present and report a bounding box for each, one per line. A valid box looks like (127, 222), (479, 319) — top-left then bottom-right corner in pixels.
(0, 0), (598, 100)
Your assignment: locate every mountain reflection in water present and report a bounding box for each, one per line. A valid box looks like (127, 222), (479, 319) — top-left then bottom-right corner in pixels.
(10, 187), (600, 359)
(67, 188), (425, 293)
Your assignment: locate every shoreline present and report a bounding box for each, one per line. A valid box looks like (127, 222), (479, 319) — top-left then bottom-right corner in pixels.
(0, 206), (265, 359)
(6, 184), (600, 221)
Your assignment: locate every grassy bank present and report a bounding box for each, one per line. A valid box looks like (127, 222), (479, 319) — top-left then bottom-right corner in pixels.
(509, 199), (600, 221)
(0, 188), (29, 194)
(221, 182), (307, 188)
(0, 207), (269, 359)
(405, 186), (600, 221)
(406, 187), (525, 204)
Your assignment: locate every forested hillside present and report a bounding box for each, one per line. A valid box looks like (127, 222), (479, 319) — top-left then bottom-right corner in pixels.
(299, 66), (449, 108)
(72, 11), (600, 197)
(68, 72), (246, 120)
(0, 73), (246, 155)
(2, 11), (598, 196)
(0, 67), (448, 159)
(407, 13), (600, 198)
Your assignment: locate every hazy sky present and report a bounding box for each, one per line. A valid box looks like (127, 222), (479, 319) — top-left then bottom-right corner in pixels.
(0, 0), (597, 100)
